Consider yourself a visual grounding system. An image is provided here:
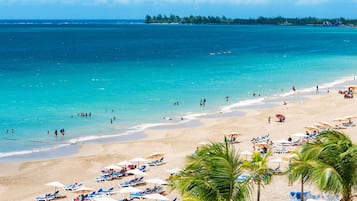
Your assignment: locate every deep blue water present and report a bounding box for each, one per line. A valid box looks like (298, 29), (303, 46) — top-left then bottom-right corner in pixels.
(0, 22), (357, 158)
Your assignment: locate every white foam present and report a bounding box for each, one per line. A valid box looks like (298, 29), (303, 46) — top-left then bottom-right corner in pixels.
(2, 75), (355, 159)
(0, 143), (70, 158)
(221, 97), (265, 112)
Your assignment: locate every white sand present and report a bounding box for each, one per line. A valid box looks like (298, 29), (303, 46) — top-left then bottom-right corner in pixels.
(0, 87), (356, 201)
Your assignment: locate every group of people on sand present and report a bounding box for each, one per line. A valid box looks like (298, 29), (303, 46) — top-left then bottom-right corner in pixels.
(339, 88), (354, 99)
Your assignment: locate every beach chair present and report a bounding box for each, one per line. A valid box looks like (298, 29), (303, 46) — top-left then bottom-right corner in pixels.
(131, 176), (145, 186)
(99, 187), (115, 195)
(35, 193), (54, 201)
(139, 165), (148, 172)
(96, 175), (106, 182)
(64, 182), (83, 191)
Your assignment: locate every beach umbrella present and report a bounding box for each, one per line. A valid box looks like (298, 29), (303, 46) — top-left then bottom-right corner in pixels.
(285, 153), (298, 163)
(304, 125), (319, 131)
(127, 169), (147, 176)
(348, 85), (357, 90)
(275, 113), (285, 122)
(142, 193), (169, 201)
(333, 117), (346, 127)
(286, 153), (298, 159)
(72, 186), (95, 194)
(344, 115), (356, 122)
(270, 157), (287, 166)
(103, 164), (121, 170)
(241, 150), (253, 160)
(145, 178), (168, 185)
(45, 181), (65, 192)
(226, 132), (240, 142)
(118, 186), (142, 194)
(333, 117), (346, 123)
(117, 160), (133, 167)
(148, 152), (165, 159)
(313, 123), (327, 129)
(319, 122), (333, 128)
(130, 157), (149, 167)
(93, 196), (117, 201)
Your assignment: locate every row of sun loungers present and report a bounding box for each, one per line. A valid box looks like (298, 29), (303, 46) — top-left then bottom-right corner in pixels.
(120, 176), (145, 187)
(64, 182), (83, 191)
(129, 186), (165, 199)
(251, 134), (270, 144)
(78, 187), (115, 201)
(96, 165), (149, 182)
(35, 191), (64, 201)
(288, 191), (341, 201)
(148, 157), (165, 166)
(96, 171), (127, 182)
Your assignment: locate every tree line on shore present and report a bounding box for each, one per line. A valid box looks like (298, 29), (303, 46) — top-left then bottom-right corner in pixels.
(145, 14), (357, 26)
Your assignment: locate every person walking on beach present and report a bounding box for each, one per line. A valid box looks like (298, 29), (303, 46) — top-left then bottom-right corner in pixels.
(268, 116), (271, 124)
(316, 85), (319, 94)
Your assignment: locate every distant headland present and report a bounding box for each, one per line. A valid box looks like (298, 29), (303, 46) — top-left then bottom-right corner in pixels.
(145, 14), (357, 27)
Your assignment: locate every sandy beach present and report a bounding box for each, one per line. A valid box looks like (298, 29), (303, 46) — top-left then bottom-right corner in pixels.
(0, 84), (356, 201)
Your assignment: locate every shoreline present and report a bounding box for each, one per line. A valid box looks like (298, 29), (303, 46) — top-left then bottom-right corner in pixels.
(0, 79), (356, 201)
(1, 75), (356, 162)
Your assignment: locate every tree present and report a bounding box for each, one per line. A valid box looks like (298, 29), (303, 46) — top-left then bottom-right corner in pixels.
(145, 15), (152, 23)
(242, 151), (274, 201)
(170, 139), (251, 201)
(288, 151), (315, 201)
(302, 130), (357, 201)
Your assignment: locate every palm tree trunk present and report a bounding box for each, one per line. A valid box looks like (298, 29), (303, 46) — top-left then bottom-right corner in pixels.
(301, 178), (304, 201)
(257, 182), (261, 201)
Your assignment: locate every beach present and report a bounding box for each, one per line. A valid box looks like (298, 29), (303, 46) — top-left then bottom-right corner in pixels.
(0, 82), (356, 201)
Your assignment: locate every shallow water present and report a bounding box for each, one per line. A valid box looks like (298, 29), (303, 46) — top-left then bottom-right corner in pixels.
(0, 23), (357, 159)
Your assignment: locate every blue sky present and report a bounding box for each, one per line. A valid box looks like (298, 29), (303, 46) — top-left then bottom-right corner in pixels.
(0, 0), (357, 19)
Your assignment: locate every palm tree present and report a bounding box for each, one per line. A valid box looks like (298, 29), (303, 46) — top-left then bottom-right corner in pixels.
(242, 151), (273, 201)
(288, 151), (315, 201)
(301, 130), (357, 201)
(170, 139), (251, 201)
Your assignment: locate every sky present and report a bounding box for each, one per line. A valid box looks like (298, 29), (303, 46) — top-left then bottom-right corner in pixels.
(0, 0), (357, 19)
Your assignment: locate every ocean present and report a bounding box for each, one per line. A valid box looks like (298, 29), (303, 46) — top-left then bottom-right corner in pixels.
(1, 21), (357, 160)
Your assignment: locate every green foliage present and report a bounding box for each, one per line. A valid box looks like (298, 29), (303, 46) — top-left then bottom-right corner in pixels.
(289, 130), (357, 201)
(145, 14), (357, 26)
(242, 151), (274, 201)
(170, 139), (251, 201)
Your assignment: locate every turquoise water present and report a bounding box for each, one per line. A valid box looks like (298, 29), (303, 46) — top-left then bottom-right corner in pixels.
(0, 23), (357, 158)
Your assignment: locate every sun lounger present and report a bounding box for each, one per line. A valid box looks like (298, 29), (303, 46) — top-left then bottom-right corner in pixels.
(64, 182), (83, 191)
(98, 187), (115, 195)
(35, 193), (54, 201)
(139, 165), (148, 172)
(148, 157), (165, 166)
(120, 176), (145, 187)
(35, 191), (61, 201)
